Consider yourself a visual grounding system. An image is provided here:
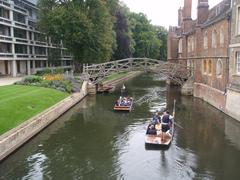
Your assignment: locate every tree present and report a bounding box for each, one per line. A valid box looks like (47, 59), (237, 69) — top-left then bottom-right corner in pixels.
(38, 0), (116, 63)
(154, 26), (168, 60)
(112, 4), (135, 60)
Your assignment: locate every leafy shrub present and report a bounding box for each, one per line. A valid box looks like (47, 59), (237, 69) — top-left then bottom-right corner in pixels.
(24, 76), (43, 83)
(53, 68), (64, 74)
(36, 68), (52, 75)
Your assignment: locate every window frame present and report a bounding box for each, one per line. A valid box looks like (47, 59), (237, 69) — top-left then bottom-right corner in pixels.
(216, 59), (223, 78)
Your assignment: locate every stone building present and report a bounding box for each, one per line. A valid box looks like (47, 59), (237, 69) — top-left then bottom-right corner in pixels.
(168, 0), (231, 113)
(0, 0), (73, 77)
(226, 0), (240, 121)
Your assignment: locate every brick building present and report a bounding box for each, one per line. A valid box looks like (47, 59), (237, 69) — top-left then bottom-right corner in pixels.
(168, 0), (231, 112)
(226, 0), (240, 121)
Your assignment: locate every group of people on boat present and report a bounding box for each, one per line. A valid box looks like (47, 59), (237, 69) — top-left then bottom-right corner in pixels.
(147, 110), (173, 135)
(115, 96), (132, 107)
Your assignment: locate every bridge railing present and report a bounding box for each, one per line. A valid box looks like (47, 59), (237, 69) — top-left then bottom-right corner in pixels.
(81, 58), (192, 85)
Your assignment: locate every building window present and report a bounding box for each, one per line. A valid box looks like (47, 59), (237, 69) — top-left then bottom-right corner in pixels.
(188, 38), (191, 52)
(212, 30), (217, 48)
(15, 44), (27, 54)
(13, 12), (26, 24)
(0, 42), (11, 53)
(204, 31), (208, 49)
(0, 25), (11, 36)
(34, 33), (46, 42)
(208, 60), (212, 75)
(14, 28), (27, 39)
(220, 27), (224, 47)
(178, 38), (182, 53)
(35, 61), (41, 68)
(236, 52), (240, 74)
(0, 7), (10, 19)
(216, 59), (223, 77)
(35, 46), (46, 55)
(191, 37), (194, 52)
(203, 59), (207, 74)
(237, 7), (240, 35)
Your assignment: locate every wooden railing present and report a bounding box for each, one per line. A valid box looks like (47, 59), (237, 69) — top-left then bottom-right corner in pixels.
(81, 58), (192, 85)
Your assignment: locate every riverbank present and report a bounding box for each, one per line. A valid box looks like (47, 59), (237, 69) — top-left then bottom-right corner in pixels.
(102, 71), (142, 87)
(0, 81), (88, 161)
(0, 85), (68, 135)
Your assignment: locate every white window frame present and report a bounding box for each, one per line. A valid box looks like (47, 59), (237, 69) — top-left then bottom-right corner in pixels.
(236, 6), (240, 35)
(208, 59), (212, 75)
(237, 52), (240, 74)
(216, 59), (223, 78)
(212, 29), (217, 48)
(203, 31), (208, 49)
(220, 27), (224, 47)
(188, 38), (191, 52)
(178, 38), (182, 53)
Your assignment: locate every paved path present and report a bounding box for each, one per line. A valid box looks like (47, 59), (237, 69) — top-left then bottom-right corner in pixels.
(0, 77), (23, 86)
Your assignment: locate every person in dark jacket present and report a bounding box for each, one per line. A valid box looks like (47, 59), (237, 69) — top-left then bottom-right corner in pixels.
(161, 111), (173, 133)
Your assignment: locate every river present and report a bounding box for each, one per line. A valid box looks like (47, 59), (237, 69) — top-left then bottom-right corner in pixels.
(1, 74), (240, 180)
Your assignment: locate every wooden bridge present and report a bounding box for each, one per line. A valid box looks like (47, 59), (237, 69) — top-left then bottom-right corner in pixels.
(81, 58), (192, 85)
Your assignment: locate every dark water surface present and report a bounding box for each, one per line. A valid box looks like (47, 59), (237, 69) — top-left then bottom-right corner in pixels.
(1, 74), (240, 180)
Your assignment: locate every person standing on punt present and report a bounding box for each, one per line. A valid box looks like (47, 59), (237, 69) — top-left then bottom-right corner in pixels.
(161, 111), (173, 140)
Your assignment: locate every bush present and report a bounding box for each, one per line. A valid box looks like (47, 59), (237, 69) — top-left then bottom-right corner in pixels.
(53, 67), (64, 74)
(36, 68), (52, 75)
(24, 76), (43, 83)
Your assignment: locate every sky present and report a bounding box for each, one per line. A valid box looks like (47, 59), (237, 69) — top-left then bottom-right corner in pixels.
(121, 0), (223, 29)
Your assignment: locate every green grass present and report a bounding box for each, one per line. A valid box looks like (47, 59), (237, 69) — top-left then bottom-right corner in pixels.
(0, 85), (69, 135)
(102, 72), (128, 82)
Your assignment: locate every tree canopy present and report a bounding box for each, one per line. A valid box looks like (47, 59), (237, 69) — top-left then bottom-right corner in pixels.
(37, 0), (167, 63)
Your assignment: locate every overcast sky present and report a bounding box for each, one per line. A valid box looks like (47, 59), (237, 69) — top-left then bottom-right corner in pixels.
(121, 0), (223, 29)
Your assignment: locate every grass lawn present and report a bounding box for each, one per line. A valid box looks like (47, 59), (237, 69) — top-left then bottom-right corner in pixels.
(0, 85), (68, 135)
(102, 72), (128, 82)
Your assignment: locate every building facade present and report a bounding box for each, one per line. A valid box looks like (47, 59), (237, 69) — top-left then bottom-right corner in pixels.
(168, 0), (231, 112)
(226, 0), (240, 121)
(0, 0), (72, 77)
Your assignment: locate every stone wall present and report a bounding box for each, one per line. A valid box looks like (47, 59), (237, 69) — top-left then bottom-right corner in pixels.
(0, 81), (88, 161)
(225, 89), (240, 122)
(193, 82), (226, 111)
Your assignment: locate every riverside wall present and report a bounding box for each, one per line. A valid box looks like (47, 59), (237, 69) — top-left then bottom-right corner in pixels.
(0, 81), (88, 161)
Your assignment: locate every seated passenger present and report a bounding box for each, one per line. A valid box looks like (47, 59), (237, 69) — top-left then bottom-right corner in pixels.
(146, 124), (157, 135)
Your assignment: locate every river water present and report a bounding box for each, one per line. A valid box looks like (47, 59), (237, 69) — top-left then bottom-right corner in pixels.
(1, 74), (240, 180)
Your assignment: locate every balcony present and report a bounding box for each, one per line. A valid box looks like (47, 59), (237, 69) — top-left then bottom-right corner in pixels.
(0, 42), (11, 54)
(0, 52), (13, 58)
(0, 16), (11, 24)
(0, 0), (11, 7)
(0, 35), (12, 41)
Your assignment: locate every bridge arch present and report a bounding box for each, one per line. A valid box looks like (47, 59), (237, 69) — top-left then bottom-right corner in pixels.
(81, 58), (192, 85)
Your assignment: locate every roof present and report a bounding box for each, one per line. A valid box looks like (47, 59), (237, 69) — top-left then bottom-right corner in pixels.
(202, 0), (231, 28)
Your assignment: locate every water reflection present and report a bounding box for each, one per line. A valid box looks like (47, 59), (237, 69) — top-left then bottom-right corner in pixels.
(22, 153), (48, 180)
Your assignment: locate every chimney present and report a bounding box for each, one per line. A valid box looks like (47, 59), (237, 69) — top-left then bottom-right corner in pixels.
(182, 0), (192, 33)
(178, 7), (182, 26)
(183, 0), (192, 20)
(197, 0), (209, 24)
